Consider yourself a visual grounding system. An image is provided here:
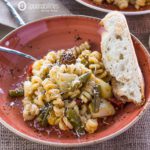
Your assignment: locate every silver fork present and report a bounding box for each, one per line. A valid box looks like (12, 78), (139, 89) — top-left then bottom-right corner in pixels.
(0, 46), (37, 61)
(1, 1), (36, 61)
(3, 0), (25, 26)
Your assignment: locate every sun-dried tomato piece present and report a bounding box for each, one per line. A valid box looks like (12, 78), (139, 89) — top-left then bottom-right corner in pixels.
(27, 64), (33, 76)
(75, 98), (82, 106)
(108, 98), (124, 106)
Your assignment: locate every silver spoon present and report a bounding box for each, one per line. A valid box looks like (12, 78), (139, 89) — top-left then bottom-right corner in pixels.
(0, 46), (37, 61)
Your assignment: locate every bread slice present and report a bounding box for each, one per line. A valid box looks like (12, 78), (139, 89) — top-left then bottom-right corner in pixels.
(100, 11), (144, 105)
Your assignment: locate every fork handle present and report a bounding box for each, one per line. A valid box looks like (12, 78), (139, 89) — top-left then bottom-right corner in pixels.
(0, 46), (37, 61)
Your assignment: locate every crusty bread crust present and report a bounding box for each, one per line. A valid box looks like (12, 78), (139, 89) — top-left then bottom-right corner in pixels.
(100, 11), (144, 105)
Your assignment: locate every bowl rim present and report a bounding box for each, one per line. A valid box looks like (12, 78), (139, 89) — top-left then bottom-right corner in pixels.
(0, 15), (150, 147)
(75, 0), (150, 15)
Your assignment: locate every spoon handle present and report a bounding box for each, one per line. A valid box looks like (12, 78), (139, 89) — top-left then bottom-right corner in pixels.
(0, 46), (37, 61)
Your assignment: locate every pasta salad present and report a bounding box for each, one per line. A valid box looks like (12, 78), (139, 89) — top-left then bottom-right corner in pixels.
(9, 42), (116, 135)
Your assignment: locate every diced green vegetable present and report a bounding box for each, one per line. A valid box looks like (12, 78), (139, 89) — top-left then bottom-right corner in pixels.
(66, 108), (85, 136)
(71, 72), (91, 90)
(92, 85), (102, 113)
(79, 72), (91, 84)
(37, 103), (52, 127)
(9, 88), (24, 97)
(94, 77), (112, 98)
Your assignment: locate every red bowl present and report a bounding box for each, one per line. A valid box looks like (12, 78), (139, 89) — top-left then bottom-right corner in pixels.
(0, 16), (150, 147)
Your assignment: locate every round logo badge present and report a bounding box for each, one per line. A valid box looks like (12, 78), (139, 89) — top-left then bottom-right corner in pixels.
(18, 1), (27, 11)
